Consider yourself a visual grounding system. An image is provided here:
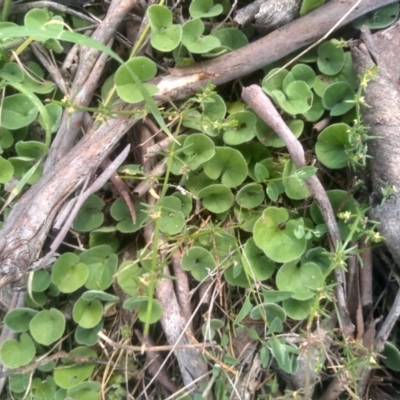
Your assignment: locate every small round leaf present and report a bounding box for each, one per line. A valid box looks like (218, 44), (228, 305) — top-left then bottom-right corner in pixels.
(73, 297), (103, 329)
(29, 309), (66, 345)
(0, 333), (35, 368)
(198, 184), (234, 213)
(276, 261), (322, 300)
(253, 207), (307, 263)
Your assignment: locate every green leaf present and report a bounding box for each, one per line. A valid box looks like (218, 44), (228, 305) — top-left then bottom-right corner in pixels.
(138, 298), (162, 324)
(271, 81), (313, 115)
(32, 269), (51, 292)
(80, 245), (117, 291)
(322, 82), (354, 116)
(203, 147), (248, 187)
(234, 297), (253, 325)
(261, 289), (294, 303)
(211, 27), (248, 52)
(5, 308), (38, 332)
(15, 140), (47, 160)
(9, 373), (30, 394)
(73, 297), (103, 329)
(382, 342), (400, 371)
(0, 156), (14, 183)
(81, 290), (119, 302)
(353, 3), (399, 29)
(110, 198), (149, 233)
(268, 337), (297, 374)
(170, 133), (215, 174)
(115, 57), (159, 103)
(198, 184), (234, 213)
(1, 94), (38, 129)
(0, 62), (24, 83)
(256, 118), (304, 148)
(39, 103), (62, 133)
(283, 159), (310, 200)
(182, 19), (220, 54)
(276, 261), (322, 300)
(75, 320), (103, 346)
(29, 308), (66, 345)
(148, 5), (182, 52)
(24, 8), (50, 27)
(157, 196), (185, 235)
(182, 246), (216, 281)
(54, 346), (96, 389)
(250, 303), (286, 323)
(303, 94), (325, 122)
(116, 261), (145, 297)
(317, 41), (345, 75)
(31, 376), (57, 400)
(282, 298), (313, 320)
(0, 127), (13, 149)
(253, 207), (307, 263)
(300, 0), (325, 16)
(189, 0), (223, 18)
(0, 333), (35, 368)
(262, 68), (288, 95)
(67, 381), (100, 400)
(283, 64), (316, 90)
(73, 194), (105, 232)
(266, 181), (280, 202)
(236, 183), (265, 208)
(242, 238), (275, 281)
(52, 253), (89, 293)
(223, 111), (257, 145)
(183, 170), (216, 196)
(315, 123), (351, 169)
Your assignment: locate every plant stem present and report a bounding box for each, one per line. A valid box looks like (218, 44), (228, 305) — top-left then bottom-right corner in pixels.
(1, 0), (12, 22)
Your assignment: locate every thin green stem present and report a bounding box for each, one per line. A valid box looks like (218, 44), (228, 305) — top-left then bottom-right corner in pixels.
(1, 0), (12, 22)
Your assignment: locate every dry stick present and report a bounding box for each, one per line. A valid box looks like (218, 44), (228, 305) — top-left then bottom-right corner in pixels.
(135, 330), (179, 395)
(31, 42), (69, 95)
(241, 85), (353, 339)
(45, 0), (138, 170)
(100, 157), (137, 223)
(39, 145), (131, 269)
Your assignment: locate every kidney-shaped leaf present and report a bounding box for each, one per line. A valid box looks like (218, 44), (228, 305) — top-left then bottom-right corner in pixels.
(322, 81), (354, 116)
(253, 207), (307, 263)
(236, 183), (265, 208)
(115, 57), (159, 103)
(189, 0), (223, 19)
(271, 81), (313, 115)
(0, 333), (35, 368)
(182, 246), (216, 281)
(54, 346), (96, 389)
(315, 123), (351, 169)
(198, 184), (234, 213)
(5, 308), (38, 332)
(52, 252), (89, 293)
(73, 297), (103, 329)
(148, 5), (182, 52)
(182, 133), (215, 170)
(1, 94), (38, 129)
(182, 18), (220, 54)
(276, 261), (322, 300)
(73, 194), (104, 232)
(317, 41), (345, 75)
(223, 111), (257, 145)
(29, 308), (66, 345)
(203, 147), (248, 188)
(242, 238), (275, 281)
(250, 303), (286, 323)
